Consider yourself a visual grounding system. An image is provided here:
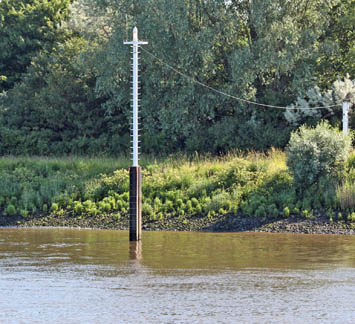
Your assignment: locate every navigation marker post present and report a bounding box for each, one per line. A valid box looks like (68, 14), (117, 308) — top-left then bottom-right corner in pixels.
(124, 27), (148, 241)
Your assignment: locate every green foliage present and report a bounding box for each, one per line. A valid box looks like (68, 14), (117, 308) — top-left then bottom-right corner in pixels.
(336, 180), (355, 210)
(316, 0), (355, 86)
(67, 0), (114, 42)
(284, 76), (355, 127)
(347, 151), (355, 169)
(0, 156), (130, 217)
(83, 200), (94, 212)
(20, 209), (29, 218)
(5, 204), (16, 216)
(0, 150), (354, 224)
(42, 204), (48, 213)
(142, 203), (154, 218)
(283, 207), (290, 218)
(73, 201), (83, 214)
(75, 0), (353, 154)
(301, 209), (313, 219)
(337, 212), (343, 221)
(0, 0), (71, 91)
(51, 202), (59, 212)
(286, 121), (352, 189)
(0, 36), (112, 156)
(0, 0), (354, 155)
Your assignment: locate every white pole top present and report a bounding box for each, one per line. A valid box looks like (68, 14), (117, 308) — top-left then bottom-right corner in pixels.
(133, 26), (138, 41)
(124, 27), (148, 45)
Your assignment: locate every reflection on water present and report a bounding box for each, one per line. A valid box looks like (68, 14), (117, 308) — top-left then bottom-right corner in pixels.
(0, 228), (354, 323)
(129, 241), (142, 261)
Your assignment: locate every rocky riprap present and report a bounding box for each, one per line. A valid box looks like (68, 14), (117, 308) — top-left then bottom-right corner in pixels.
(1, 212), (354, 235)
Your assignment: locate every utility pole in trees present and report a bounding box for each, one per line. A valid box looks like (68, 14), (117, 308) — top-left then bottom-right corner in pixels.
(343, 101), (350, 136)
(124, 27), (148, 241)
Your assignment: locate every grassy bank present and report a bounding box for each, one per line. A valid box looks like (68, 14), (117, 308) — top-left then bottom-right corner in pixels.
(0, 151), (354, 234)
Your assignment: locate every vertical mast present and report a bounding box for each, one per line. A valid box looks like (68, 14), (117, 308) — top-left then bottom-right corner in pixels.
(132, 27), (139, 166)
(124, 27), (148, 242)
(124, 27), (148, 167)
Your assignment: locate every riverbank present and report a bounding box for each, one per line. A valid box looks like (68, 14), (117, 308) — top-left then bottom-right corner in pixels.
(0, 153), (354, 235)
(1, 211), (354, 235)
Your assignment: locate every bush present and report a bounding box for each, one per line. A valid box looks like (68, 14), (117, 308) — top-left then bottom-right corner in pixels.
(20, 209), (29, 218)
(286, 121), (352, 189)
(283, 206), (290, 218)
(73, 201), (84, 215)
(51, 202), (59, 212)
(5, 204), (16, 216)
(142, 203), (154, 218)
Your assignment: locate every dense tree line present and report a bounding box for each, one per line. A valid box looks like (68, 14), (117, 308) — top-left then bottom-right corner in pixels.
(0, 0), (354, 156)
(0, 0), (72, 91)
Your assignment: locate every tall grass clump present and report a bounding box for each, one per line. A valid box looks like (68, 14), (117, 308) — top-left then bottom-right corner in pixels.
(336, 181), (355, 210)
(336, 151), (355, 210)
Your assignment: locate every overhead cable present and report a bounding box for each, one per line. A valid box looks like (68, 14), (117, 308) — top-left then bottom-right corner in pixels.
(141, 47), (341, 111)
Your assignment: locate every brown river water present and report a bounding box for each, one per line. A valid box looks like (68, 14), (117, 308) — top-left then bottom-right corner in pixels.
(0, 228), (354, 323)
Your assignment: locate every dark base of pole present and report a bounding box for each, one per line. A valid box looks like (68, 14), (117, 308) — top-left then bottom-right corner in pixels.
(129, 166), (142, 241)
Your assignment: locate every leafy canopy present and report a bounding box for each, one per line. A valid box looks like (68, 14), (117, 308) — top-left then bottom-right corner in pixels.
(0, 0), (71, 91)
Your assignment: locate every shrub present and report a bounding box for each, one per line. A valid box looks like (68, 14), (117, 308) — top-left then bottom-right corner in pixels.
(195, 203), (202, 214)
(255, 205), (266, 217)
(191, 198), (199, 208)
(185, 200), (193, 214)
(154, 197), (163, 209)
(283, 206), (290, 218)
(286, 121), (352, 190)
(98, 201), (111, 213)
(116, 199), (125, 210)
(42, 204), (48, 212)
(268, 204), (279, 218)
(142, 203), (154, 218)
(51, 202), (59, 212)
(83, 200), (94, 212)
(103, 197), (116, 210)
(218, 208), (226, 215)
(206, 192), (233, 214)
(20, 209), (29, 218)
(121, 192), (129, 202)
(301, 209), (313, 219)
(164, 200), (174, 213)
(73, 201), (84, 214)
(327, 209), (335, 220)
(5, 204), (16, 216)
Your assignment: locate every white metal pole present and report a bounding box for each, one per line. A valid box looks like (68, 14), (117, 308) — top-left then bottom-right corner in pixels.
(132, 28), (139, 167)
(343, 101), (349, 136)
(124, 27), (148, 167)
(124, 27), (148, 241)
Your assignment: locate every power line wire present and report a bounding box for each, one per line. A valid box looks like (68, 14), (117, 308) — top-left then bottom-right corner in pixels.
(141, 47), (341, 111)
